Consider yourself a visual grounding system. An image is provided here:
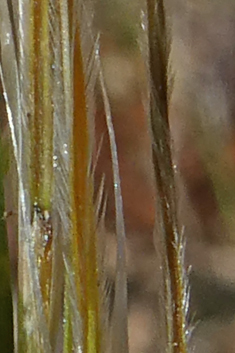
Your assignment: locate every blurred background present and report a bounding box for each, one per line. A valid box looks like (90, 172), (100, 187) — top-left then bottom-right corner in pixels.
(2, 0), (235, 352)
(94, 1), (235, 352)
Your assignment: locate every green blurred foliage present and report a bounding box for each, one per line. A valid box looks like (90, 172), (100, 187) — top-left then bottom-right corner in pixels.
(95, 0), (142, 50)
(0, 137), (13, 353)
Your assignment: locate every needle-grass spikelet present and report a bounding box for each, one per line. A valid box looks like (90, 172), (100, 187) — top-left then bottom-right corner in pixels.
(147, 1), (189, 352)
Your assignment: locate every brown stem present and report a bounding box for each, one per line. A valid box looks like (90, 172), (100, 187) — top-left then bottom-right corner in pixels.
(147, 1), (187, 352)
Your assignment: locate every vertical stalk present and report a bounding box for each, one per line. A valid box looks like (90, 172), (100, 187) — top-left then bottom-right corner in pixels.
(147, 1), (188, 352)
(30, 0), (53, 209)
(29, 0), (53, 320)
(70, 21), (101, 353)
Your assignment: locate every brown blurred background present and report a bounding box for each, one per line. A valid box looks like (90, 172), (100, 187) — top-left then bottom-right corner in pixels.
(94, 1), (235, 352)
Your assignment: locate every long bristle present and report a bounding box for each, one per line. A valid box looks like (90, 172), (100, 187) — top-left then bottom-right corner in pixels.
(99, 71), (128, 353)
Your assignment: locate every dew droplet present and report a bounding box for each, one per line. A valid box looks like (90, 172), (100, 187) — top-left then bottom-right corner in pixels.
(43, 234), (49, 243)
(5, 32), (10, 45)
(63, 143), (68, 155)
(53, 155), (58, 168)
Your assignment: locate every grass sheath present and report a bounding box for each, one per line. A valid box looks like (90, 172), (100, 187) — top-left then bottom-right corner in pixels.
(0, 1), (104, 352)
(147, 1), (188, 352)
(70, 18), (101, 353)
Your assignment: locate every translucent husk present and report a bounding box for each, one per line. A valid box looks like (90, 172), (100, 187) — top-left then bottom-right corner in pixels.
(0, 1), (114, 352)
